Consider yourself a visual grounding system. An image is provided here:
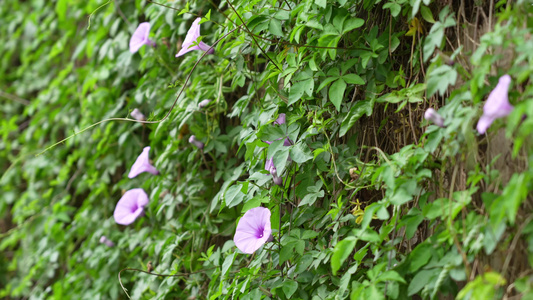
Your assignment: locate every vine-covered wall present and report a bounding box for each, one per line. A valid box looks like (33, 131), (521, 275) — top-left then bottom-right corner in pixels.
(1, 0), (533, 299)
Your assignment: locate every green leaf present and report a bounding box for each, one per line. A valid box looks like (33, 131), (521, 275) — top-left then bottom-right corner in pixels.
(315, 0), (327, 8)
(224, 184), (245, 208)
(317, 77), (339, 92)
(280, 244), (294, 263)
(339, 99), (374, 137)
(383, 2), (401, 17)
(299, 188), (324, 206)
(269, 19), (283, 37)
(427, 65), (458, 97)
(342, 18), (365, 34)
(56, 0), (68, 22)
(408, 269), (439, 296)
(288, 79), (313, 106)
(420, 6), (435, 23)
(178, 2), (190, 15)
(282, 280), (298, 298)
(331, 237), (356, 275)
(290, 142), (313, 164)
(409, 243), (432, 272)
(199, 10), (211, 24)
(305, 19), (324, 30)
(342, 74), (365, 85)
(221, 252), (236, 277)
(329, 78), (347, 111)
(411, 0), (422, 17)
(301, 230), (319, 239)
(377, 271), (406, 284)
(501, 173), (530, 225)
(390, 188), (413, 205)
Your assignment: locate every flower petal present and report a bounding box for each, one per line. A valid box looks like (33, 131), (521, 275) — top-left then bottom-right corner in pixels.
(476, 114), (495, 135)
(234, 207), (272, 254)
(130, 22), (151, 53)
(265, 157), (274, 172)
(128, 146), (159, 178)
(114, 188), (149, 225)
(175, 18), (214, 57)
(274, 113), (286, 125)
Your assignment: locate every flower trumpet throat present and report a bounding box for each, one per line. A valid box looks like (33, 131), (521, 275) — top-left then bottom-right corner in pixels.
(233, 207), (273, 254)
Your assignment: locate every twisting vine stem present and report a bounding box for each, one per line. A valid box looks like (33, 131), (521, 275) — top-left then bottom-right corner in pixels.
(118, 267), (216, 299)
(37, 26), (242, 157)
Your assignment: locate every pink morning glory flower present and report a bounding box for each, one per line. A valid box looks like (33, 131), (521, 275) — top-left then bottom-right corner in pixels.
(424, 108), (444, 127)
(113, 188), (149, 225)
(131, 108), (146, 121)
(130, 22), (155, 54)
(99, 236), (115, 247)
(476, 74), (513, 134)
(128, 146), (159, 178)
(189, 135), (204, 149)
(234, 207), (273, 254)
(175, 18), (214, 57)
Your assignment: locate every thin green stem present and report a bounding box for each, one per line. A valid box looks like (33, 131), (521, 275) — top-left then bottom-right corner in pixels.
(37, 26), (242, 156)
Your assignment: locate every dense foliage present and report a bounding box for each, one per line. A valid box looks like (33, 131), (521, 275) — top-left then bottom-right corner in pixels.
(1, 0), (533, 299)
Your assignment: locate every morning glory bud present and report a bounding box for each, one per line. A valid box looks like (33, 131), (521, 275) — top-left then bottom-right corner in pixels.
(198, 99), (211, 108)
(424, 108), (445, 127)
(131, 108), (146, 121)
(99, 236), (115, 247)
(189, 135), (204, 150)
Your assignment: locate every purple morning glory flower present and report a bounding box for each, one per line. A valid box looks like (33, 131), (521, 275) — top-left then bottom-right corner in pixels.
(175, 18), (214, 57)
(234, 207), (273, 254)
(113, 188), (149, 225)
(128, 146), (159, 178)
(189, 135), (204, 149)
(476, 74), (513, 134)
(130, 22), (155, 54)
(424, 108), (444, 127)
(131, 108), (146, 121)
(99, 236), (115, 247)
